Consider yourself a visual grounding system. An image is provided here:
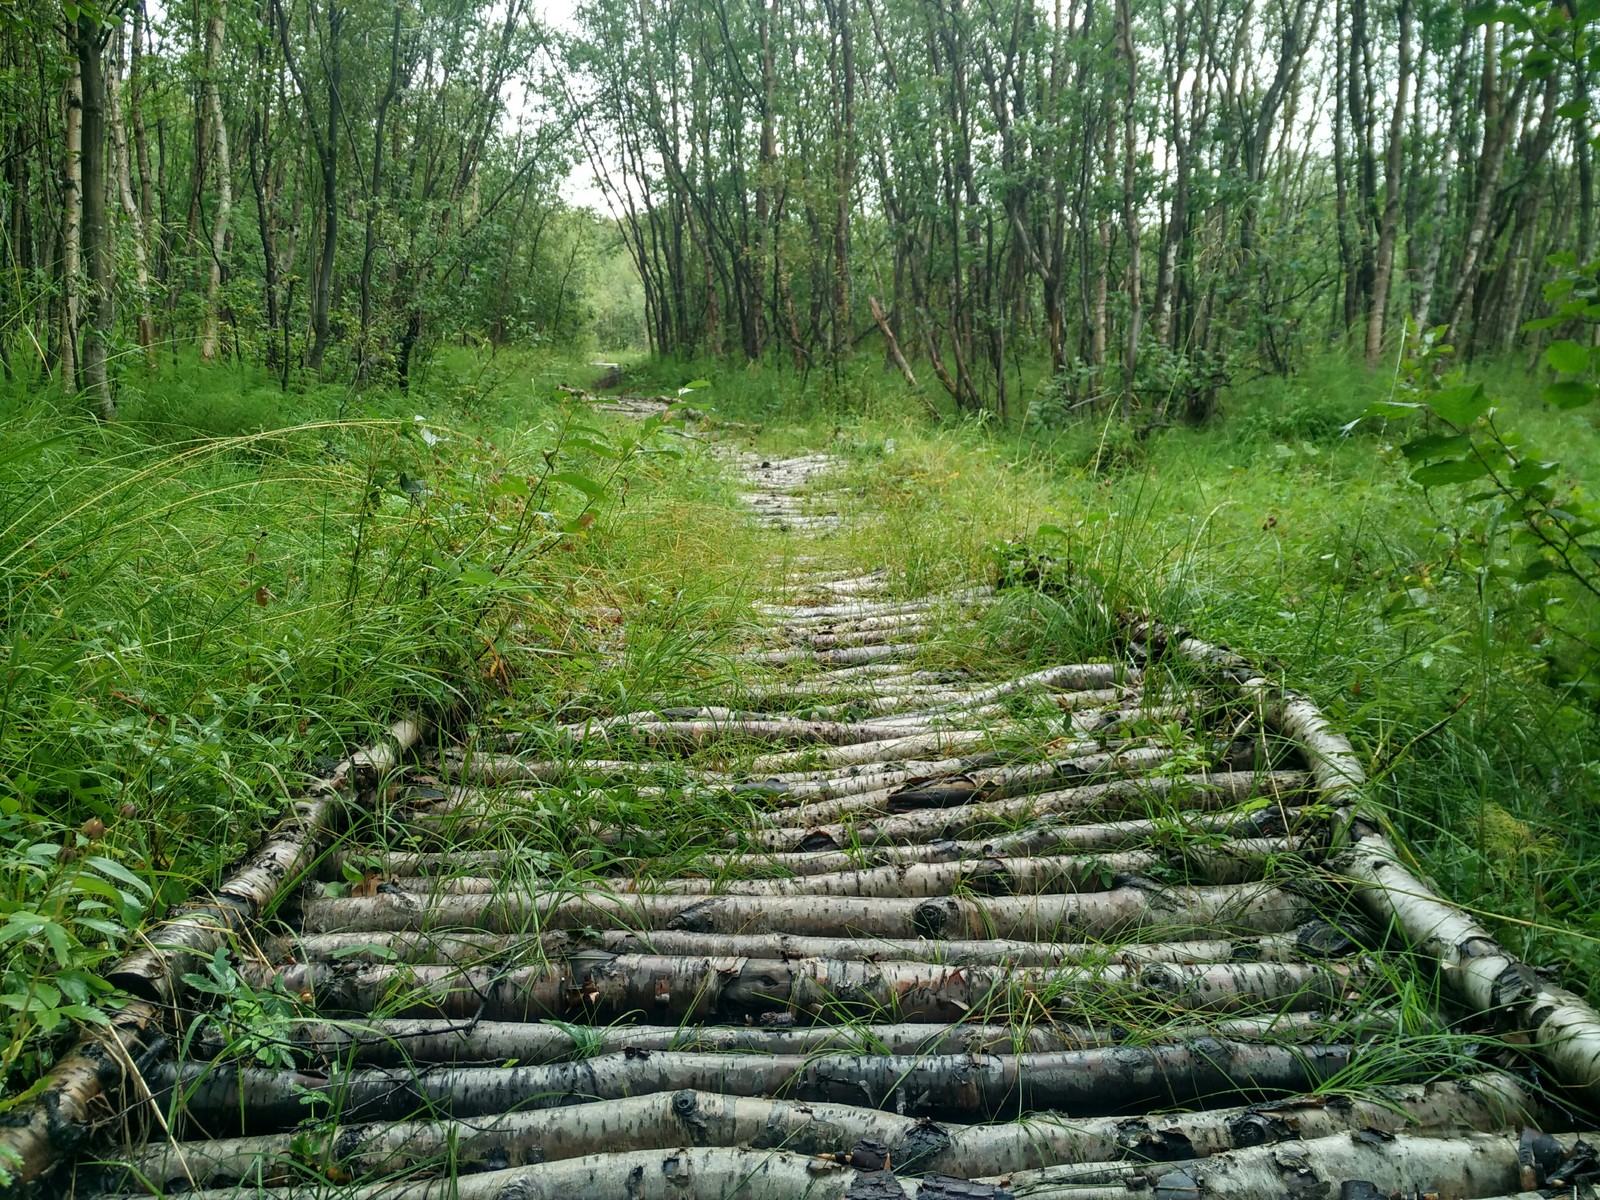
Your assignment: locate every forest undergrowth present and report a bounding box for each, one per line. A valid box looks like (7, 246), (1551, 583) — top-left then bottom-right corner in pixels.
(1, 346), (1597, 1115)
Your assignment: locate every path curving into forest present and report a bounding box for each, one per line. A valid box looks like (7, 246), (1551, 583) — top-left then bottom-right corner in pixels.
(8, 424), (1600, 1198)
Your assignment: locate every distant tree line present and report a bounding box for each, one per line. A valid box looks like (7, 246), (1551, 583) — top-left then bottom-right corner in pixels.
(1, 1), (1591, 422)
(570, 0), (1595, 420)
(0, 0), (590, 418)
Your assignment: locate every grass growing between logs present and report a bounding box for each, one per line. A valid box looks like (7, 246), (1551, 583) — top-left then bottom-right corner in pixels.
(660, 352), (1600, 991)
(0, 354), (753, 1100)
(5, 344), (1598, 1162)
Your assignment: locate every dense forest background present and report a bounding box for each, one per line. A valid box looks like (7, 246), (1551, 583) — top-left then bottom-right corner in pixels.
(1, 0), (1594, 418)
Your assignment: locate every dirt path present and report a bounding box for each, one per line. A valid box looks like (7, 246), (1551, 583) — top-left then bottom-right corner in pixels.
(11, 443), (1600, 1198)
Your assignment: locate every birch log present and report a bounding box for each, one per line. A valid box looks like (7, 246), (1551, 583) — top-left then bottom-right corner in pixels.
(118, 1072), (1539, 1191)
(275, 1013), (1364, 1068)
(152, 1039), (1357, 1131)
(301, 881), (1319, 941)
(107, 717), (426, 1003)
(255, 955), (1362, 1023)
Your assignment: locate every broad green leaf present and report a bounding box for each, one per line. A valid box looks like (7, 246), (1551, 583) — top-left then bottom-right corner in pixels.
(550, 471), (606, 500)
(86, 856), (152, 898)
(562, 437), (620, 459)
(1544, 380), (1595, 409)
(1426, 383), (1489, 426)
(1545, 340), (1592, 374)
(1399, 433), (1471, 461)
(491, 477), (531, 499)
(1411, 458), (1490, 486)
(1509, 460), (1558, 487)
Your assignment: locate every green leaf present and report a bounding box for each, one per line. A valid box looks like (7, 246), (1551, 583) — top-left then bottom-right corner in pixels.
(85, 856), (151, 899)
(550, 471), (606, 500)
(679, 379), (711, 390)
(1411, 458), (1491, 487)
(1426, 383), (1489, 426)
(1399, 433), (1471, 461)
(1543, 380), (1596, 409)
(1557, 98), (1592, 120)
(562, 436), (619, 459)
(1509, 460), (1559, 487)
(1546, 340), (1592, 374)
(1519, 557), (1555, 582)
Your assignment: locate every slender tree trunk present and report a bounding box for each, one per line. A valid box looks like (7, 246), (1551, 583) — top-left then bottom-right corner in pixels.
(1114, 0), (1140, 416)
(358, 1), (404, 382)
(1364, 0), (1411, 367)
(60, 41), (82, 393)
(200, 0), (233, 362)
(75, 17), (114, 419)
(109, 31), (155, 359)
(1445, 48), (1524, 349)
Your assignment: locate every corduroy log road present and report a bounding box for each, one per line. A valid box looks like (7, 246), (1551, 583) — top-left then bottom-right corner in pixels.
(5, 415), (1600, 1199)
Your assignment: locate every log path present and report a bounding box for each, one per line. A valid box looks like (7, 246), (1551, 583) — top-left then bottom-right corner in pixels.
(10, 434), (1600, 1198)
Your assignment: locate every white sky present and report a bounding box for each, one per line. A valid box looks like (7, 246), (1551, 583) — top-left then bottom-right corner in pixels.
(534, 0), (615, 212)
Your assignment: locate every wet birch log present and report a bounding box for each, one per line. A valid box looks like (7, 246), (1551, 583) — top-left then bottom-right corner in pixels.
(277, 926), (1340, 969)
(107, 716), (425, 1003)
(1336, 825), (1600, 1114)
(117, 1072), (1542, 1191)
(755, 747), (1173, 829)
(151, 1039), (1358, 1131)
(743, 771), (1311, 851)
(300, 881), (1319, 941)
(254, 955), (1363, 1024)
(0, 1002), (162, 1188)
(983, 1129), (1593, 1199)
(275, 1012), (1365, 1068)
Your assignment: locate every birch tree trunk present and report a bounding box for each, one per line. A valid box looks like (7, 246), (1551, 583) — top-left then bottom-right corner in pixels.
(59, 42), (82, 393)
(199, 0), (232, 362)
(108, 30), (155, 359)
(75, 15), (114, 420)
(1363, 0), (1410, 367)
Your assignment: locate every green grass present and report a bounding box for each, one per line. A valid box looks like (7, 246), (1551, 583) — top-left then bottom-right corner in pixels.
(657, 349), (1600, 989)
(0, 349), (738, 1098)
(3, 339), (1597, 1123)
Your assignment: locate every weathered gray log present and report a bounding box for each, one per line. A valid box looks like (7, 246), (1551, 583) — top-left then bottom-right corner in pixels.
(277, 926), (1341, 969)
(0, 1002), (162, 1189)
(108, 717), (425, 1005)
(115, 1072), (1542, 1191)
(759, 747), (1172, 829)
(744, 770), (1311, 851)
(254, 955), (1362, 1024)
(300, 881), (1319, 941)
(983, 1129), (1593, 1199)
(151, 1039), (1358, 1131)
(274, 1013), (1364, 1068)
(701, 809), (1318, 876)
